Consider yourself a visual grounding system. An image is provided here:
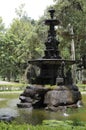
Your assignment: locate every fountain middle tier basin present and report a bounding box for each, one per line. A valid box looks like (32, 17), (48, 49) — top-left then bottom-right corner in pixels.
(28, 58), (79, 66)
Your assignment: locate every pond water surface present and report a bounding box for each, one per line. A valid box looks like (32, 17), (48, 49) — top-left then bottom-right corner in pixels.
(0, 92), (86, 125)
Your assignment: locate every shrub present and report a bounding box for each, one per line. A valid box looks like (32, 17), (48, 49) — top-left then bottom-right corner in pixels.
(0, 120), (86, 130)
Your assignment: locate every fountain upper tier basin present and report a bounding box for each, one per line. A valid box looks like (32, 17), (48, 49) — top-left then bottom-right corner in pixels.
(28, 58), (80, 66)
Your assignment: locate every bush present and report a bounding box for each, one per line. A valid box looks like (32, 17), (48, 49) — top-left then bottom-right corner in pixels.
(0, 120), (86, 130)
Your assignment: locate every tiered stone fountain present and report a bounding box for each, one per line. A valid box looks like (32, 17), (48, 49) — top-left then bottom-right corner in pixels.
(17, 9), (82, 111)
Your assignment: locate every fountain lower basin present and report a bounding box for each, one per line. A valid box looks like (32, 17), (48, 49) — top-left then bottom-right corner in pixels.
(0, 92), (85, 125)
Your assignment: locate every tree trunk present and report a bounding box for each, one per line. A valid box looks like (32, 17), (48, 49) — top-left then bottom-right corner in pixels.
(69, 24), (76, 84)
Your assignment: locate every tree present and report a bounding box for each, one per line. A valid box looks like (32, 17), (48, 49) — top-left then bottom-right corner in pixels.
(53, 0), (86, 59)
(52, 0), (86, 83)
(0, 4), (47, 82)
(0, 17), (8, 80)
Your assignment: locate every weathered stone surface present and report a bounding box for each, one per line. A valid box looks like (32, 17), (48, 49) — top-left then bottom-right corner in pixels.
(45, 105), (58, 111)
(22, 86), (36, 97)
(17, 103), (32, 108)
(19, 96), (33, 103)
(22, 85), (50, 97)
(17, 85), (82, 111)
(55, 85), (79, 91)
(0, 115), (15, 122)
(71, 90), (82, 102)
(44, 85), (82, 108)
(44, 90), (74, 106)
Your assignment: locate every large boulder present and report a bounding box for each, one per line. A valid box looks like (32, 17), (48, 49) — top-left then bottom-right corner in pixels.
(44, 90), (73, 106)
(44, 85), (82, 111)
(44, 89), (81, 106)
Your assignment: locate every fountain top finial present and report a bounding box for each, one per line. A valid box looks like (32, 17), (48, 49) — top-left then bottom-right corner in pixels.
(48, 9), (55, 19)
(45, 9), (60, 26)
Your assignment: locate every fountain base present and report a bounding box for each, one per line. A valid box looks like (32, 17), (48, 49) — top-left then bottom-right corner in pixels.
(17, 85), (82, 111)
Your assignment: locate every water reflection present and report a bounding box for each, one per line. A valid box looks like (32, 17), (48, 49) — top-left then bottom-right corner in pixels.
(0, 93), (86, 124)
(0, 108), (18, 117)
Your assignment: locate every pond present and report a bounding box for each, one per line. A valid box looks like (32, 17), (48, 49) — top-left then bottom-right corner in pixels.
(0, 91), (86, 125)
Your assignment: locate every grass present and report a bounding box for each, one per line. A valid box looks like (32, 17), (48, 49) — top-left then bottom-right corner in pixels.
(0, 120), (86, 130)
(0, 82), (27, 91)
(0, 80), (85, 92)
(77, 84), (86, 91)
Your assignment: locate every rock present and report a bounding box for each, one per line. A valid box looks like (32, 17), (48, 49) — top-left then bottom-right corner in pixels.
(44, 90), (74, 106)
(71, 90), (82, 102)
(44, 85), (82, 108)
(22, 85), (50, 98)
(23, 86), (36, 98)
(17, 85), (82, 111)
(18, 85), (51, 108)
(45, 105), (58, 111)
(55, 85), (79, 91)
(17, 103), (32, 108)
(66, 104), (78, 108)
(0, 115), (15, 122)
(19, 96), (33, 103)
(55, 85), (69, 91)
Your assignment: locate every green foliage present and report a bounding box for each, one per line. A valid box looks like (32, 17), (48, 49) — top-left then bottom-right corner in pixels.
(54, 0), (86, 59)
(0, 1), (86, 82)
(42, 120), (86, 130)
(0, 5), (45, 81)
(0, 17), (5, 33)
(0, 120), (86, 130)
(0, 122), (29, 130)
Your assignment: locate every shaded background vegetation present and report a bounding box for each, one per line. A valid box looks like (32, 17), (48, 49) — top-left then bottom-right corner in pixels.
(0, 0), (86, 82)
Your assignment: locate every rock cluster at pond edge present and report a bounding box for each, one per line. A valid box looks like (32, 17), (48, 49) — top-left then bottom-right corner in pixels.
(17, 85), (82, 111)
